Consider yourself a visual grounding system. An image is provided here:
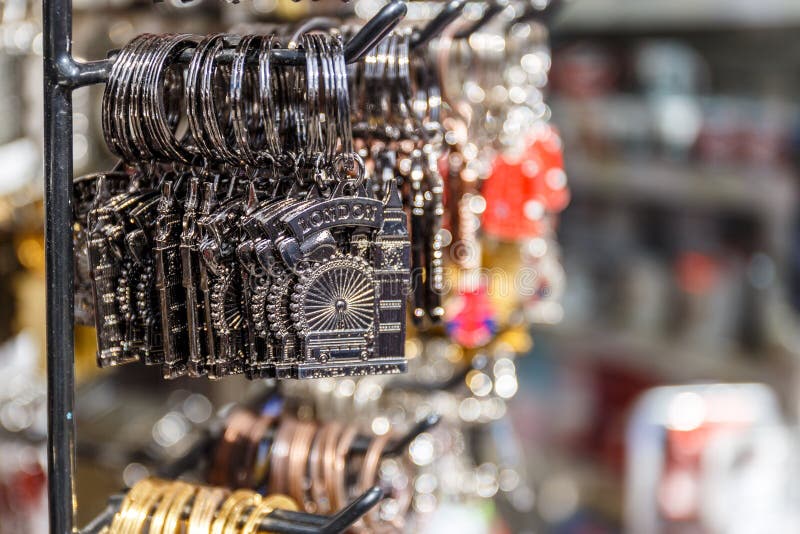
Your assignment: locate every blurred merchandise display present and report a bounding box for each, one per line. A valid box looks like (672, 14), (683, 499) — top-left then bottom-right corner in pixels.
(626, 384), (800, 534)
(0, 333), (48, 534)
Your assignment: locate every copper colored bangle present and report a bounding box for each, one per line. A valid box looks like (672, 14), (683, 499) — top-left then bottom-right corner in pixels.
(321, 422), (344, 514)
(287, 421), (316, 506)
(307, 423), (331, 513)
(162, 482), (197, 534)
(330, 425), (359, 512)
(187, 487), (229, 534)
(268, 418), (296, 494)
(377, 454), (414, 532)
(212, 410), (254, 486)
(228, 411), (259, 488)
(238, 414), (273, 488)
(387, 458), (414, 531)
(358, 433), (392, 529)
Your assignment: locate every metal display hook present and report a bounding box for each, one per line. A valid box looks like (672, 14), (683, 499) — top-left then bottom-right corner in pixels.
(349, 412), (442, 456)
(386, 354), (490, 393)
(454, 0), (509, 39)
(410, 0), (468, 49)
(510, 0), (566, 26)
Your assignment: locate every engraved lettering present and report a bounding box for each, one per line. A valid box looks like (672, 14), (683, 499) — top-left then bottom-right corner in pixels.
(286, 198), (384, 241)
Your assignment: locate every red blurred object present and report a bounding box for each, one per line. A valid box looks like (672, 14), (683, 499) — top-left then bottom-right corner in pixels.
(658, 420), (747, 522)
(445, 285), (498, 348)
(482, 127), (570, 241)
(675, 252), (719, 295)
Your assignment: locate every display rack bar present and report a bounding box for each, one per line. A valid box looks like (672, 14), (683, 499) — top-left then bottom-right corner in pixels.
(59, 0), (408, 89)
(43, 0), (77, 528)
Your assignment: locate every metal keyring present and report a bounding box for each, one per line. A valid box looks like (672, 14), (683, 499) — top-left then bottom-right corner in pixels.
(303, 33), (322, 167)
(398, 29), (414, 120)
(199, 34), (240, 166)
(316, 33), (329, 163)
(332, 152), (366, 191)
(185, 34), (226, 165)
(118, 34), (158, 163)
(144, 33), (198, 164)
(101, 33), (138, 159)
(185, 34), (214, 163)
(315, 34), (333, 165)
(373, 37), (391, 136)
(257, 33), (281, 164)
(331, 33), (353, 157)
(103, 34), (152, 161)
(395, 29), (418, 139)
(230, 34), (262, 168)
(127, 33), (162, 163)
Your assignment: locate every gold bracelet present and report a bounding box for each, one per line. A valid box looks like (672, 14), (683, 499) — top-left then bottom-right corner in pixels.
(239, 502), (274, 534)
(161, 481), (197, 534)
(238, 495), (298, 534)
(149, 480), (191, 534)
(221, 491), (262, 534)
(121, 480), (170, 534)
(210, 489), (260, 534)
(187, 487), (229, 534)
(261, 495), (298, 512)
(109, 478), (159, 533)
(118, 479), (166, 534)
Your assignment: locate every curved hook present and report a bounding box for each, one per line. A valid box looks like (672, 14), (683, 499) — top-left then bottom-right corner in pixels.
(510, 0), (566, 27)
(411, 0), (468, 50)
(344, 0), (408, 62)
(455, 0), (509, 40)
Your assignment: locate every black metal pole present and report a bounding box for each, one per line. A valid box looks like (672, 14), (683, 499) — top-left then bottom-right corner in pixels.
(43, 0), (77, 530)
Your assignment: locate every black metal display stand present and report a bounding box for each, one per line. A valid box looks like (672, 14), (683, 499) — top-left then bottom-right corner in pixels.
(43, 0), (109, 529)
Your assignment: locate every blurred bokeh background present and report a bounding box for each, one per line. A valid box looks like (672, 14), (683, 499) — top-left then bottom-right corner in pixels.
(3, 0), (800, 532)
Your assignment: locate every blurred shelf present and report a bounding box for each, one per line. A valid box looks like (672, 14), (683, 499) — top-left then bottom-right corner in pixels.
(557, 0), (800, 33)
(538, 325), (791, 383)
(565, 157), (797, 220)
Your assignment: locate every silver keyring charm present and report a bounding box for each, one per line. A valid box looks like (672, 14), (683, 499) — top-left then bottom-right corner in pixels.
(257, 33), (281, 164)
(230, 34), (261, 168)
